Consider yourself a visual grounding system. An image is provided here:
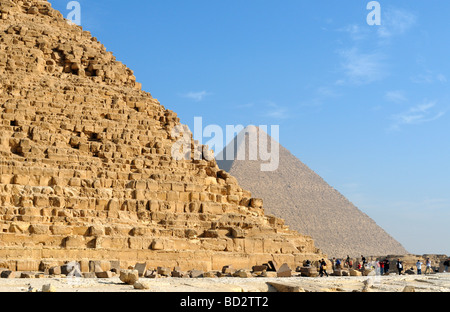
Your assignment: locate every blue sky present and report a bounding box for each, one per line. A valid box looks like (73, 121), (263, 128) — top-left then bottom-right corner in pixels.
(51, 0), (450, 255)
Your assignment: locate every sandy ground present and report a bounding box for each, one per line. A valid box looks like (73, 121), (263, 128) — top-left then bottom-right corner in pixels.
(0, 273), (449, 292)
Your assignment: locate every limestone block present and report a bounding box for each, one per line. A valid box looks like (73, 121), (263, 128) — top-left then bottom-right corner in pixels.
(88, 225), (105, 236)
(119, 269), (139, 285)
(277, 263), (292, 278)
(63, 236), (86, 248)
(201, 203), (223, 215)
(233, 270), (252, 278)
(16, 260), (40, 272)
(49, 266), (61, 275)
(96, 271), (113, 278)
(134, 281), (151, 290)
(300, 267), (319, 277)
(250, 198), (263, 209)
(33, 195), (49, 208)
(50, 226), (73, 235)
(350, 269), (362, 277)
(189, 270), (204, 278)
(1, 271), (15, 279)
(134, 263), (147, 277)
(29, 225), (49, 235)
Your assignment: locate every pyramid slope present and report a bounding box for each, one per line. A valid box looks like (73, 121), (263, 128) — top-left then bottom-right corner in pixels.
(216, 127), (408, 257)
(0, 0), (325, 271)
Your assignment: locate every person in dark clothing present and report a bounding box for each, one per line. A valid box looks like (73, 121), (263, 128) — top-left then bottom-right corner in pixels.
(345, 256), (351, 268)
(444, 259), (449, 273)
(335, 258), (342, 270)
(361, 255), (367, 271)
(396, 259), (403, 275)
(319, 259), (329, 277)
(384, 259), (390, 274)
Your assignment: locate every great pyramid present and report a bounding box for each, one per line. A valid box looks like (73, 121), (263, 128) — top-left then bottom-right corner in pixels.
(0, 0), (325, 272)
(216, 126), (408, 258)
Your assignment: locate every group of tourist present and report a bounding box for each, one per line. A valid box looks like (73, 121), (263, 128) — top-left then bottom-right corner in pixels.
(323, 255), (450, 277)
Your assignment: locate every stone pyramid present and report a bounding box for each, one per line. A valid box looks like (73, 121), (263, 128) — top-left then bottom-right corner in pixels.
(216, 126), (408, 257)
(0, 0), (325, 272)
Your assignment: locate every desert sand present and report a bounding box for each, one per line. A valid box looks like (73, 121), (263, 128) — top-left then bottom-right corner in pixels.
(0, 274), (449, 293)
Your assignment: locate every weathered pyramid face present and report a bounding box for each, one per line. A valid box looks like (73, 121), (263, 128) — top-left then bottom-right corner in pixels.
(0, 0), (324, 271)
(217, 126), (408, 258)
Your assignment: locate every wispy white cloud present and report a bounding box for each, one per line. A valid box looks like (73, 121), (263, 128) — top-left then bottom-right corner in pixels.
(385, 90), (407, 103)
(235, 102), (255, 109)
(335, 7), (416, 87)
(262, 102), (289, 119)
(411, 71), (447, 84)
(339, 48), (387, 85)
(338, 24), (369, 41)
(182, 91), (211, 102)
(378, 8), (417, 39)
(389, 101), (445, 130)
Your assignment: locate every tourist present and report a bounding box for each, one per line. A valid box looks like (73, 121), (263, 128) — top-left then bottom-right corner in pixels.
(396, 259), (403, 275)
(380, 260), (385, 275)
(444, 258), (450, 273)
(345, 255), (351, 268)
(425, 258), (432, 275)
(361, 255), (366, 271)
(319, 259), (329, 277)
(335, 258), (342, 270)
(332, 257), (336, 271)
(384, 259), (390, 274)
(416, 260), (423, 275)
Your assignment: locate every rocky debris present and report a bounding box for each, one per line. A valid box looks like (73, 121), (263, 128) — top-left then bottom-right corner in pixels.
(203, 271), (218, 278)
(20, 272), (35, 278)
(300, 267), (319, 278)
(157, 267), (171, 277)
(222, 265), (235, 275)
(277, 263), (292, 278)
(0, 271), (15, 279)
(134, 263), (147, 277)
(267, 282), (305, 293)
(362, 278), (374, 292)
(261, 271), (278, 278)
(1, 270), (450, 292)
(233, 270), (252, 278)
(363, 269), (376, 277)
(119, 270), (139, 285)
(83, 272), (97, 279)
(403, 286), (416, 292)
(350, 269), (362, 277)
(95, 271), (114, 278)
(189, 270), (204, 278)
(172, 267), (188, 278)
(267, 261), (278, 272)
(252, 265), (268, 272)
(145, 270), (160, 279)
(42, 284), (56, 293)
(133, 281), (151, 290)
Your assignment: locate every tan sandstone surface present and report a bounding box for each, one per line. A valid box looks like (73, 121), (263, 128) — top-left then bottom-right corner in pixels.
(0, 0), (326, 272)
